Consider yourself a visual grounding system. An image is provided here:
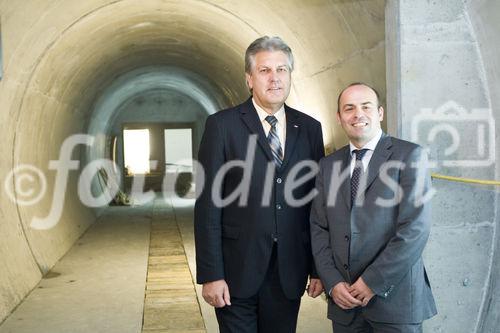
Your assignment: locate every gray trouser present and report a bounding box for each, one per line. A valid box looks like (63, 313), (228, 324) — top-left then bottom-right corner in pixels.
(332, 313), (422, 333)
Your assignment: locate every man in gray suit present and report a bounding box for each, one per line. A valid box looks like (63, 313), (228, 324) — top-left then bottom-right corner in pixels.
(310, 83), (437, 332)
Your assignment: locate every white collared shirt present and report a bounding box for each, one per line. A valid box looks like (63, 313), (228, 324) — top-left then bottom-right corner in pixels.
(252, 99), (287, 154)
(349, 129), (383, 176)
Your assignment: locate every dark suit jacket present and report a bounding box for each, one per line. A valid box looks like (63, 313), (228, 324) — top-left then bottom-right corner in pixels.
(194, 98), (324, 299)
(310, 134), (437, 324)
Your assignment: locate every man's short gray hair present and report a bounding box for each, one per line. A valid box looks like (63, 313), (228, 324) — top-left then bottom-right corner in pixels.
(245, 36), (294, 74)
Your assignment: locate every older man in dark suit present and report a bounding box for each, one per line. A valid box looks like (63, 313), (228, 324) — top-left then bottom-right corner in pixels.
(194, 36), (325, 333)
(310, 83), (437, 332)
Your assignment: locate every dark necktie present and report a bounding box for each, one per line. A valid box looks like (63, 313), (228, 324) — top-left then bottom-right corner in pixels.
(351, 149), (369, 208)
(265, 115), (283, 168)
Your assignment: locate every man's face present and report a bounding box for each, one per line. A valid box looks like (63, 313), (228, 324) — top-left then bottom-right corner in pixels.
(245, 50), (291, 114)
(337, 84), (384, 147)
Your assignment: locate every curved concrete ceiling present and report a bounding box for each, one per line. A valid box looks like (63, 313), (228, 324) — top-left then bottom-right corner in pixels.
(0, 0), (386, 323)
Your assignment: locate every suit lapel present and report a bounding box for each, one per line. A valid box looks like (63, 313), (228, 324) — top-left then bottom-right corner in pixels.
(358, 134), (393, 195)
(239, 98), (274, 162)
(280, 106), (300, 170)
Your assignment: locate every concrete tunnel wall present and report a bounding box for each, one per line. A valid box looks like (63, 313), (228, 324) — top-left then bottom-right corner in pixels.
(0, 0), (385, 323)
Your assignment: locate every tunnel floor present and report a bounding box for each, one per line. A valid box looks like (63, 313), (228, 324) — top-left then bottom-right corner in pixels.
(0, 196), (330, 333)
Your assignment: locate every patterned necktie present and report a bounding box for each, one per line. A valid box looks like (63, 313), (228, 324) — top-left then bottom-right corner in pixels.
(350, 149), (369, 208)
(265, 115), (283, 168)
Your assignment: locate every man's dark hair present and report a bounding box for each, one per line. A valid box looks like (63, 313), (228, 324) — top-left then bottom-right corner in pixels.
(337, 82), (382, 112)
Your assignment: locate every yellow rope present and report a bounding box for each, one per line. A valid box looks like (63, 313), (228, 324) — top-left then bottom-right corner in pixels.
(431, 173), (500, 186)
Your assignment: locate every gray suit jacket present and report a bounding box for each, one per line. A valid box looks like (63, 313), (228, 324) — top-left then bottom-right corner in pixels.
(310, 134), (437, 325)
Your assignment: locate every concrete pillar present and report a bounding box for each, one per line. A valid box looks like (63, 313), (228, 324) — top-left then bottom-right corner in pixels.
(465, 1), (500, 331)
(386, 1), (498, 332)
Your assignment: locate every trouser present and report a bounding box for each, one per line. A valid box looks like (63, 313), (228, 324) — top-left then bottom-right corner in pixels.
(331, 311), (422, 333)
(215, 244), (301, 333)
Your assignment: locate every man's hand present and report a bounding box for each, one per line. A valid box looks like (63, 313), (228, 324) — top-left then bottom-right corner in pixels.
(348, 277), (375, 307)
(202, 279), (231, 308)
(331, 282), (363, 310)
(307, 278), (324, 298)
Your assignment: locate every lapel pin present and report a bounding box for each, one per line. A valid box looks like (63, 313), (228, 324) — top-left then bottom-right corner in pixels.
(293, 124), (299, 128)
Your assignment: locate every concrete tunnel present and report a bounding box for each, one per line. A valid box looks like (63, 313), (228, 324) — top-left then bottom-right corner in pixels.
(0, 1), (499, 332)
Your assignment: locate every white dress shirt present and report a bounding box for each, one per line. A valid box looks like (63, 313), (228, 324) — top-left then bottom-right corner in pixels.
(252, 99), (287, 155)
(349, 129), (383, 176)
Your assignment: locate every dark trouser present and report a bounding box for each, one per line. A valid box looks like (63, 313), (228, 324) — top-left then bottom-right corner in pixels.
(332, 311), (422, 333)
(215, 244), (301, 333)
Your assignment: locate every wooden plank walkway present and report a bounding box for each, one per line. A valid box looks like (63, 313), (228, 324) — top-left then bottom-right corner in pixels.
(142, 201), (205, 333)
